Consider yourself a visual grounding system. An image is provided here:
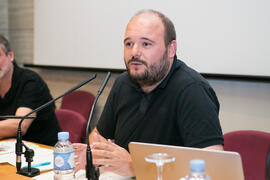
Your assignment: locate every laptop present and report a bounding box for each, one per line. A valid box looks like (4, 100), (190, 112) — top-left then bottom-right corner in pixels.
(129, 142), (244, 180)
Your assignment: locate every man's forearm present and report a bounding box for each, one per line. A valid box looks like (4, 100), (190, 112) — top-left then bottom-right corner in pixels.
(203, 144), (224, 151)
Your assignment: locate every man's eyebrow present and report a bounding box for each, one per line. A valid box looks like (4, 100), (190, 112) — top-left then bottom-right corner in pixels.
(123, 37), (155, 43)
(141, 37), (155, 43)
(124, 37), (131, 43)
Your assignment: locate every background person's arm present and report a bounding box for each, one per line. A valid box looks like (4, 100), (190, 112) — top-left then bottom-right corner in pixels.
(0, 107), (35, 137)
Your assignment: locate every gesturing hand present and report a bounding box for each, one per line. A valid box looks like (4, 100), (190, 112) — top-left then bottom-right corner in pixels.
(91, 139), (135, 176)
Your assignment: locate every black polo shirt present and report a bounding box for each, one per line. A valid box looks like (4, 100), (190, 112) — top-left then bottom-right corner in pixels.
(0, 62), (61, 146)
(97, 57), (223, 150)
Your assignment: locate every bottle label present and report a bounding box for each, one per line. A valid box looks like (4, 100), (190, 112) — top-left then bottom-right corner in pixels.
(54, 152), (74, 170)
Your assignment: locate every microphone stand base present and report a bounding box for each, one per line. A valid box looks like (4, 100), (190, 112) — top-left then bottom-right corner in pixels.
(18, 167), (40, 177)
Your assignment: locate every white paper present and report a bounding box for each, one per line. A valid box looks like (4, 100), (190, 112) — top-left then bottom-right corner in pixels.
(34, 171), (54, 180)
(4, 147), (53, 172)
(0, 139), (39, 155)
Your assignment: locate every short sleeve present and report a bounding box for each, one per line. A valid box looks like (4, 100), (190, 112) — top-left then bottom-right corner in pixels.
(177, 82), (224, 148)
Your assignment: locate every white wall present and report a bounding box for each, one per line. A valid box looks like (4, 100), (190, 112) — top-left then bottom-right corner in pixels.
(209, 79), (270, 133)
(34, 0), (270, 77)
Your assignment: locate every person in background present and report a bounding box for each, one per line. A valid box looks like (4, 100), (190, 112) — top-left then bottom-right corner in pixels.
(0, 34), (61, 146)
(74, 9), (224, 176)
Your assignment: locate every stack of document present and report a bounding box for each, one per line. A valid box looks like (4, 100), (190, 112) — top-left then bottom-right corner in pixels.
(0, 139), (53, 172)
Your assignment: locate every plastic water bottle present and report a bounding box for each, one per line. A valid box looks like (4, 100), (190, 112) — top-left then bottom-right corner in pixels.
(53, 132), (75, 180)
(180, 159), (211, 180)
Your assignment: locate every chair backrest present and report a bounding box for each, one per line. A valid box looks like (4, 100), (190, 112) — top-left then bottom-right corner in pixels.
(267, 147), (270, 180)
(224, 130), (270, 180)
(60, 90), (95, 121)
(55, 109), (87, 143)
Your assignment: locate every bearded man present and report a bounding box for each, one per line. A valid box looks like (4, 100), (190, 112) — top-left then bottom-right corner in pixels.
(74, 9), (224, 176)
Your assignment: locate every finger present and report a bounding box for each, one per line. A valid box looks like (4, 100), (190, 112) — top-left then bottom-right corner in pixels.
(91, 132), (107, 144)
(74, 150), (83, 158)
(75, 159), (85, 173)
(72, 143), (81, 146)
(73, 143), (87, 153)
(91, 149), (113, 159)
(93, 158), (116, 167)
(108, 139), (113, 144)
(74, 155), (79, 162)
(73, 143), (86, 148)
(75, 162), (80, 173)
(108, 139), (120, 148)
(92, 142), (115, 151)
(92, 132), (100, 143)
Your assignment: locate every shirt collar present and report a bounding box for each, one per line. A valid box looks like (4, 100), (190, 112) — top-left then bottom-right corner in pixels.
(157, 56), (182, 89)
(12, 61), (21, 85)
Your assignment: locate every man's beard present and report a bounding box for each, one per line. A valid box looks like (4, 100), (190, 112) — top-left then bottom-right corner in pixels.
(0, 66), (12, 80)
(126, 49), (170, 86)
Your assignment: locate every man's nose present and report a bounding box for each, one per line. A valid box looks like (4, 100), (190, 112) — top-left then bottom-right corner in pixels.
(131, 44), (141, 58)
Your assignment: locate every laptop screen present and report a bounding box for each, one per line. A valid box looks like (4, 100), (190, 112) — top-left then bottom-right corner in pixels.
(129, 142), (244, 180)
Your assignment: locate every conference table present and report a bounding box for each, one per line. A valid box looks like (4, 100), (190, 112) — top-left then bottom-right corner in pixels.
(0, 138), (133, 180)
(0, 138), (53, 180)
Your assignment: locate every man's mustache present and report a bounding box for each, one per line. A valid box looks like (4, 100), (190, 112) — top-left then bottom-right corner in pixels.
(128, 58), (148, 67)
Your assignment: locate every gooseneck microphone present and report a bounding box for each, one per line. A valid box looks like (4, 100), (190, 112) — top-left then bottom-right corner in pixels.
(85, 72), (111, 180)
(0, 116), (35, 120)
(15, 74), (96, 177)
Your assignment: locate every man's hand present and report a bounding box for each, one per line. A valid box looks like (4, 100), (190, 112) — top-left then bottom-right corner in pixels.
(91, 134), (134, 176)
(73, 143), (87, 173)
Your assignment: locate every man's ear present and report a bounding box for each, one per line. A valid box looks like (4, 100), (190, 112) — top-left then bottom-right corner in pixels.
(7, 51), (14, 62)
(167, 40), (177, 59)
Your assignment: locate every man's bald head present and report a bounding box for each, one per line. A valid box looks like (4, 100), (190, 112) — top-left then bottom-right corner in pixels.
(129, 10), (176, 46)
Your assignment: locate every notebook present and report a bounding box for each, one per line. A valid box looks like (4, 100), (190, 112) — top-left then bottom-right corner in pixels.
(129, 142), (244, 180)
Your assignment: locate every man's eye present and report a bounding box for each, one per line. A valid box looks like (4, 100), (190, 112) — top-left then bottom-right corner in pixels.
(143, 42), (151, 47)
(125, 42), (133, 47)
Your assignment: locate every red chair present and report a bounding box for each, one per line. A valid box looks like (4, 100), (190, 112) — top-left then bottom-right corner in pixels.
(60, 90), (95, 121)
(224, 130), (270, 180)
(55, 109), (87, 143)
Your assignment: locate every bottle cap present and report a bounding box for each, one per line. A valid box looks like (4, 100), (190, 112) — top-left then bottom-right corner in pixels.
(58, 132), (69, 141)
(190, 159), (205, 172)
